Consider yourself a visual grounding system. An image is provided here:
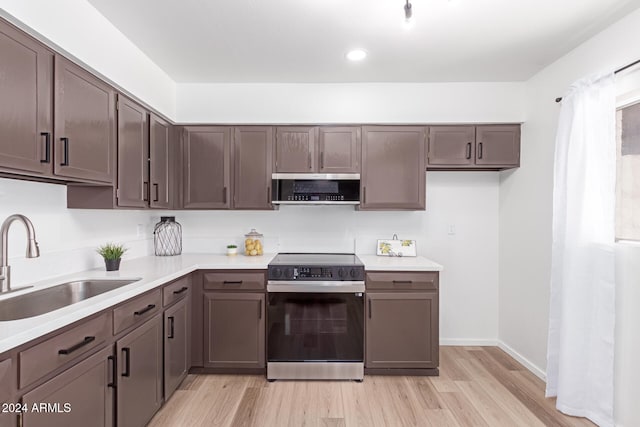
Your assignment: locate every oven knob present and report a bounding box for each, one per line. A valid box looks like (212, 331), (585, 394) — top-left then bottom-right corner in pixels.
(272, 268), (282, 279)
(284, 268), (294, 279)
(338, 268), (347, 278)
(350, 269), (359, 278)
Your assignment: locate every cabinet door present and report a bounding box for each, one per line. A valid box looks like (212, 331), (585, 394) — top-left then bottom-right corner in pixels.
(21, 347), (114, 427)
(0, 358), (16, 427)
(0, 21), (53, 175)
(361, 126), (426, 210)
(427, 126), (475, 167)
(117, 315), (163, 427)
(275, 126), (316, 172)
(117, 95), (148, 208)
(164, 297), (189, 400)
(475, 125), (520, 167)
(204, 293), (265, 369)
(318, 126), (361, 173)
(183, 126), (231, 209)
(54, 56), (115, 183)
(233, 126), (273, 209)
(365, 292), (438, 369)
(150, 114), (172, 209)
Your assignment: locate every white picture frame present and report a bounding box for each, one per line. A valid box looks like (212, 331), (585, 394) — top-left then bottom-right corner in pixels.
(376, 239), (417, 257)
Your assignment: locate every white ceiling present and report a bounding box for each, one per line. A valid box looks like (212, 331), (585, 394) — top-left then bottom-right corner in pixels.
(88, 0), (640, 83)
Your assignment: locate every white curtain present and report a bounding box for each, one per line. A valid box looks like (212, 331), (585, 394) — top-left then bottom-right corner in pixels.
(546, 72), (617, 427)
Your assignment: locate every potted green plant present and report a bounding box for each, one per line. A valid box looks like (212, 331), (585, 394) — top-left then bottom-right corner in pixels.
(226, 244), (238, 256)
(97, 243), (127, 271)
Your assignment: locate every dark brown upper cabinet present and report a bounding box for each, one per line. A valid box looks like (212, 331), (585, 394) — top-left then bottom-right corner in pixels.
(150, 114), (173, 209)
(275, 126), (360, 174)
(233, 126), (273, 210)
(182, 126), (231, 209)
(427, 126), (476, 167)
(317, 126), (361, 173)
(360, 126), (426, 210)
(427, 124), (520, 170)
(274, 126), (316, 173)
(117, 95), (149, 208)
(475, 125), (521, 167)
(0, 20), (53, 177)
(54, 56), (115, 183)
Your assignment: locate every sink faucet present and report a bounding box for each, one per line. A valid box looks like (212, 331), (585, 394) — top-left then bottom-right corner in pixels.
(0, 214), (40, 293)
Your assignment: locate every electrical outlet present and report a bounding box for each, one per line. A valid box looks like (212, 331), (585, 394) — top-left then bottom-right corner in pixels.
(136, 224), (145, 238)
(447, 224), (456, 235)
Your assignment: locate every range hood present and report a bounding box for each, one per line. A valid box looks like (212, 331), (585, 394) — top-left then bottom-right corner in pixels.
(271, 173), (360, 205)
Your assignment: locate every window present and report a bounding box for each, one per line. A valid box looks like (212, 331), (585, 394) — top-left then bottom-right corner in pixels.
(616, 101), (640, 241)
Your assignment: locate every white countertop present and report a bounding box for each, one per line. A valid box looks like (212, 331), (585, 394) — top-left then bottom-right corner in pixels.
(0, 254), (276, 354)
(358, 255), (443, 272)
(0, 252), (442, 354)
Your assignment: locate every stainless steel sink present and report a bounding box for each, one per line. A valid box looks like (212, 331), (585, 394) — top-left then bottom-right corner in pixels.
(0, 279), (141, 321)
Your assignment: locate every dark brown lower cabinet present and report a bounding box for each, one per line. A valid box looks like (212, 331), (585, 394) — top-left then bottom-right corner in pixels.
(0, 358), (16, 427)
(203, 292), (265, 369)
(365, 292), (439, 370)
(21, 346), (114, 427)
(117, 314), (163, 427)
(164, 297), (189, 399)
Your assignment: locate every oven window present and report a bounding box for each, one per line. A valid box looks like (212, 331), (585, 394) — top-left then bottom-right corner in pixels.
(267, 293), (364, 362)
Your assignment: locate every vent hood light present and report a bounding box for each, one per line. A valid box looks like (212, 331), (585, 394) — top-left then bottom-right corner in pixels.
(346, 49), (367, 61)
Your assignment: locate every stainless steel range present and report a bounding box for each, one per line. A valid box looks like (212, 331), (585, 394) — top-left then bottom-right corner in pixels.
(266, 253), (365, 381)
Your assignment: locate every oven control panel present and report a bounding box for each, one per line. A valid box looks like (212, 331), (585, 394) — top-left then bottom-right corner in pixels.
(268, 265), (364, 281)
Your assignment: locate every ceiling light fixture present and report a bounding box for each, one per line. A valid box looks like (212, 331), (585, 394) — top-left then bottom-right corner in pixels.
(404, 0), (413, 22)
(346, 49), (367, 61)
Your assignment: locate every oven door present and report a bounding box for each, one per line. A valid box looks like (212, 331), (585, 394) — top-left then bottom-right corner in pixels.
(267, 292), (364, 363)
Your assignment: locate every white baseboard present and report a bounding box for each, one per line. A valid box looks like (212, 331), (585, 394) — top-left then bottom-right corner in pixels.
(439, 338), (547, 382)
(440, 338), (498, 346)
(497, 340), (547, 381)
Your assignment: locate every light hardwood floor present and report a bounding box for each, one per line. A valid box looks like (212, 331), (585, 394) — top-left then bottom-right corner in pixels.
(149, 346), (594, 427)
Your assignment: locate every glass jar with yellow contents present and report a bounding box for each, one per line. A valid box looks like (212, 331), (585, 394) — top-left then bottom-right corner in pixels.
(244, 228), (264, 256)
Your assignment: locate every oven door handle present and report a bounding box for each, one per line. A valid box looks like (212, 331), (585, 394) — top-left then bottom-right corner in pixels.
(267, 281), (365, 293)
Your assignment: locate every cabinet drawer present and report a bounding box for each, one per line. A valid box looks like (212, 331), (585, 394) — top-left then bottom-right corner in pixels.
(202, 271), (265, 291)
(163, 275), (191, 307)
(365, 271), (438, 291)
(113, 290), (162, 335)
(19, 312), (110, 389)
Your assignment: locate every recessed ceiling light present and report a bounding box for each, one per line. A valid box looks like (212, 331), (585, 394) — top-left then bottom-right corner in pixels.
(346, 49), (367, 61)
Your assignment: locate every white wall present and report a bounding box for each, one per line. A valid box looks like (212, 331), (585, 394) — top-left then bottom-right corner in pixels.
(177, 82), (525, 123)
(0, 178), (153, 288)
(0, 0), (176, 119)
(499, 7), (640, 426)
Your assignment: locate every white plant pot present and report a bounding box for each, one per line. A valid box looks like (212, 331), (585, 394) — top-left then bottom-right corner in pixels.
(226, 248), (238, 256)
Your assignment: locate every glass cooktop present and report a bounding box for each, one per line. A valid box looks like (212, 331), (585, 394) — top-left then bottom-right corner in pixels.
(269, 253), (363, 266)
